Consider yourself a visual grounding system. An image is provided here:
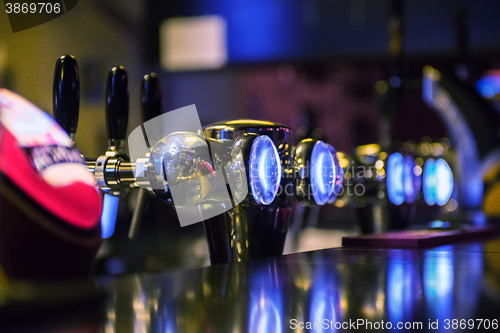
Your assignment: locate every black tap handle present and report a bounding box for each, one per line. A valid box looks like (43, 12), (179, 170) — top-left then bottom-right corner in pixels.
(105, 66), (129, 143)
(53, 55), (79, 137)
(141, 73), (163, 123)
(128, 74), (163, 239)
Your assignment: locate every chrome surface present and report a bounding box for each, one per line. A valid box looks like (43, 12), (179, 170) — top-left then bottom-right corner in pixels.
(94, 155), (110, 190)
(294, 139), (335, 206)
(147, 131), (235, 211)
(96, 237), (500, 333)
(350, 144), (412, 233)
(4, 237), (500, 332)
(134, 156), (151, 189)
(92, 152), (133, 195)
(203, 119), (293, 264)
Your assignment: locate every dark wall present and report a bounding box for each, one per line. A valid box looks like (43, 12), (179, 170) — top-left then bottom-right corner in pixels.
(144, 0), (500, 65)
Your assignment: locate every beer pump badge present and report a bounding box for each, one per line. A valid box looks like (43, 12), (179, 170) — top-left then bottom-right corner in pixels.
(0, 88), (73, 147)
(0, 89), (93, 187)
(0, 88), (101, 229)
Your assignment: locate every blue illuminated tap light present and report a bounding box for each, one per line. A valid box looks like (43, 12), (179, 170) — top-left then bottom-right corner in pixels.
(435, 159), (453, 206)
(423, 159), (436, 205)
(101, 194), (119, 238)
(387, 153), (422, 205)
(423, 158), (453, 206)
(403, 156), (418, 204)
(310, 141), (335, 205)
(387, 153), (405, 205)
(249, 135), (281, 205)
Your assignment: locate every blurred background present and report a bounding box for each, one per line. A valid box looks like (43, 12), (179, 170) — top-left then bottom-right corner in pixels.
(1, 0), (499, 274)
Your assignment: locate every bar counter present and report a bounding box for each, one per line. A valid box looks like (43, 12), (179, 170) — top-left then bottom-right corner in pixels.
(2, 235), (500, 332)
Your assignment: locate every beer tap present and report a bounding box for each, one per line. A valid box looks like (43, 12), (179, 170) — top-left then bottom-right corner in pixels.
(202, 121), (341, 263)
(91, 66), (133, 241)
(128, 73), (164, 239)
(52, 57), (131, 238)
(93, 66), (131, 195)
(51, 54), (345, 266)
(52, 54), (79, 141)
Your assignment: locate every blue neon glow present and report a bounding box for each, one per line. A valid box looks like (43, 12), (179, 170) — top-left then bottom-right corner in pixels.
(249, 135), (281, 205)
(387, 257), (416, 325)
(249, 297), (283, 333)
(311, 141), (335, 205)
(309, 269), (340, 332)
(248, 264), (283, 333)
(423, 158), (453, 206)
(476, 73), (500, 99)
(403, 156), (416, 203)
(387, 153), (404, 205)
(435, 158), (453, 206)
(222, 0), (295, 62)
(423, 251), (454, 320)
(101, 194), (119, 238)
(423, 159), (437, 206)
(429, 220), (451, 229)
(327, 145), (343, 203)
(387, 261), (404, 324)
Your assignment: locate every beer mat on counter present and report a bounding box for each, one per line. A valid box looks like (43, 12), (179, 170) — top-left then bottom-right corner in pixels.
(342, 226), (499, 248)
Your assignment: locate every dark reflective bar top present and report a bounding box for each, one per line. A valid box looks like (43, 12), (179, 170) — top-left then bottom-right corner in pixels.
(2, 237), (500, 332)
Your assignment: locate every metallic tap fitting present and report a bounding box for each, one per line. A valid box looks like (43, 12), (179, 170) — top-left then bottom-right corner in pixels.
(89, 118), (342, 263)
(89, 66), (131, 196)
(202, 120), (341, 263)
(52, 56), (342, 265)
(53, 58), (133, 197)
(338, 143), (426, 233)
